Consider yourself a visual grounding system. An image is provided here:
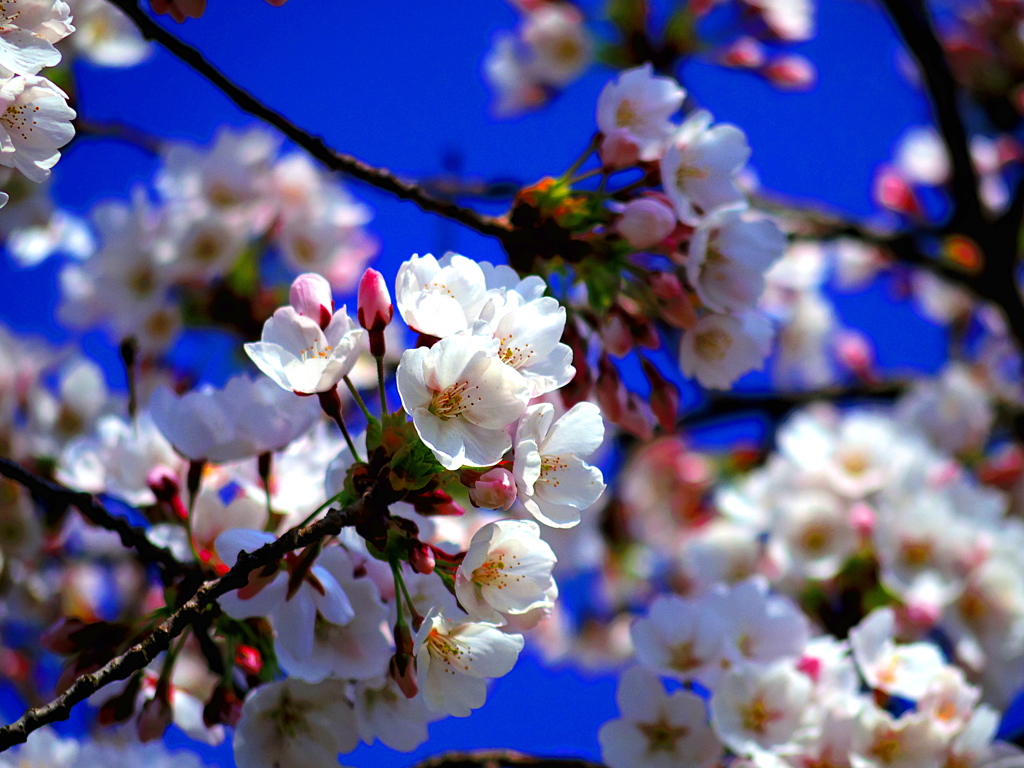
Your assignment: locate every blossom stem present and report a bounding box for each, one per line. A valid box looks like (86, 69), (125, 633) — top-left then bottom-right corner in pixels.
(257, 452), (273, 521)
(390, 559), (408, 630)
(569, 167), (604, 184)
(561, 134), (600, 181)
(344, 376), (373, 421)
(185, 459), (205, 563)
(396, 565), (423, 630)
(376, 357), (388, 412)
(119, 337), (138, 420)
(318, 389), (362, 461)
(295, 489), (347, 530)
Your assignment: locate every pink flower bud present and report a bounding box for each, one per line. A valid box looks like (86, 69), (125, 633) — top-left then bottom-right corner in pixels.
(600, 128), (641, 170)
(834, 330), (876, 382)
(595, 354), (626, 422)
(719, 36), (765, 68)
(601, 313), (633, 357)
(874, 166), (921, 216)
(147, 466), (180, 503)
(796, 655), (823, 682)
(649, 272), (698, 330)
(616, 198), (677, 250)
(389, 654), (418, 699)
(410, 543), (436, 575)
(641, 359), (679, 432)
(138, 693), (173, 742)
(358, 268), (393, 357)
(469, 468), (518, 511)
(762, 55), (816, 90)
(849, 502), (875, 538)
(411, 489), (465, 517)
(289, 272), (334, 330)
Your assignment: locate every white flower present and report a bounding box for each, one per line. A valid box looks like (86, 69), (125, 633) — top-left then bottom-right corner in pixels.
(687, 211), (785, 315)
(395, 252), (488, 337)
(455, 519), (558, 625)
(353, 676), (440, 753)
(476, 291), (574, 396)
(512, 401), (606, 528)
(67, 0), (151, 67)
(660, 110), (750, 225)
(0, 0), (73, 76)
(151, 375), (319, 463)
(917, 666), (980, 736)
(0, 727), (78, 768)
(57, 412), (183, 507)
(897, 364), (994, 456)
(397, 333), (529, 470)
(0, 73), (75, 183)
(413, 609), (524, 717)
(630, 593), (728, 688)
(712, 578), (810, 666)
(680, 312), (773, 390)
(850, 705), (946, 768)
(596, 64), (685, 162)
(598, 666), (723, 768)
(233, 678), (358, 768)
(245, 305), (365, 395)
(849, 608), (946, 700)
(273, 547), (392, 683)
(768, 489), (858, 581)
(520, 4), (592, 87)
(215, 531), (356, 667)
(709, 659), (813, 756)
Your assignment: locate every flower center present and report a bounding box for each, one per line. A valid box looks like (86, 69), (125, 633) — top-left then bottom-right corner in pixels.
(615, 100), (637, 128)
(638, 717), (689, 753)
(694, 328), (732, 361)
(299, 339), (334, 361)
(429, 381), (471, 420)
(739, 695), (782, 734)
(675, 163), (708, 188)
(427, 628), (473, 673)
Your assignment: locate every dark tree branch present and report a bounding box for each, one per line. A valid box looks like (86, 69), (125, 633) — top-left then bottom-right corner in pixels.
(0, 457), (186, 576)
(880, 0), (985, 233)
(0, 498), (367, 752)
(101, 0), (512, 241)
(683, 382), (909, 428)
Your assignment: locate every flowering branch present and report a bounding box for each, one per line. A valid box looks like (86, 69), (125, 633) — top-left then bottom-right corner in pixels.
(101, 0), (512, 240)
(0, 495), (367, 752)
(0, 457), (186, 576)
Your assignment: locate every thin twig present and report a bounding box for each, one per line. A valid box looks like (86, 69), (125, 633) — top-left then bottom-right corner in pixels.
(102, 0), (512, 241)
(0, 457), (186, 576)
(0, 498), (366, 751)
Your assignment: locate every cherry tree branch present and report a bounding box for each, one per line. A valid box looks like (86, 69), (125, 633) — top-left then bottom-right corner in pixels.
(411, 752), (605, 768)
(100, 0), (512, 241)
(0, 496), (367, 752)
(0, 457), (186, 576)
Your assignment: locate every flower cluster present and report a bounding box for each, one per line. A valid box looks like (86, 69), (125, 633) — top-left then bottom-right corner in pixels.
(0, 0), (76, 205)
(602, 580), (1021, 768)
(56, 127), (377, 354)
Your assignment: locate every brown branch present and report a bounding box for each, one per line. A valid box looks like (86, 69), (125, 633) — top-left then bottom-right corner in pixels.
(101, 0), (512, 241)
(0, 498), (366, 752)
(880, 0), (984, 233)
(682, 381), (909, 428)
(0, 456), (187, 576)
(411, 752), (605, 768)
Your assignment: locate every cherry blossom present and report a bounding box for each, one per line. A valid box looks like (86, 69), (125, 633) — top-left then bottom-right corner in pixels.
(455, 519), (558, 625)
(596, 64), (685, 162)
(413, 609), (524, 717)
(512, 401), (606, 528)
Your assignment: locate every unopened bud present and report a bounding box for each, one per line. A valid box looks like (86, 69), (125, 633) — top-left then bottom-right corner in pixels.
(559, 322), (591, 407)
(411, 489), (464, 517)
(410, 543), (436, 575)
(874, 166), (921, 216)
(601, 313), (633, 357)
(40, 617), (88, 654)
(469, 468), (518, 511)
(389, 653), (418, 699)
(834, 330), (876, 381)
(616, 198), (677, 250)
(146, 466), (180, 503)
(719, 36), (765, 68)
(619, 393), (654, 441)
(649, 272), (697, 329)
(138, 692), (173, 742)
(762, 55), (816, 90)
(600, 128), (641, 170)
(203, 683), (243, 728)
(289, 272), (335, 330)
(595, 354), (626, 422)
(234, 644), (263, 676)
(358, 268), (394, 357)
(641, 359), (679, 432)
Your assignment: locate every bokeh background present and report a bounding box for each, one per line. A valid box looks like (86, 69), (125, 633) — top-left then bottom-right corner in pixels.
(0, 0), (963, 764)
